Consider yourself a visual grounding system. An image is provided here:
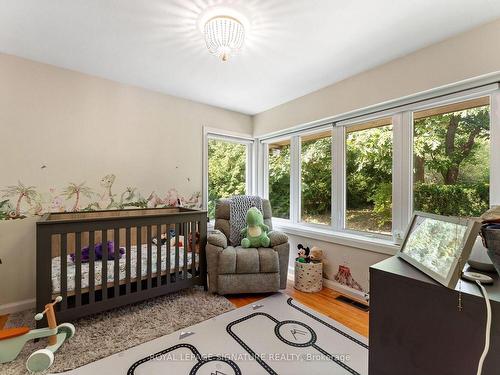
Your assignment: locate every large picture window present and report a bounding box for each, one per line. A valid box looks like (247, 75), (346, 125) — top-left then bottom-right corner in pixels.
(412, 97), (490, 217)
(207, 138), (250, 219)
(258, 85), (498, 247)
(345, 117), (393, 235)
(268, 139), (291, 219)
(300, 130), (332, 225)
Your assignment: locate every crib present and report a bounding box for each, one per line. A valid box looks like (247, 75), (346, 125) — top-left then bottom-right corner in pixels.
(36, 207), (207, 326)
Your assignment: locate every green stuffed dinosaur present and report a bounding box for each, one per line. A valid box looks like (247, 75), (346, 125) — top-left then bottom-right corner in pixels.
(240, 207), (271, 248)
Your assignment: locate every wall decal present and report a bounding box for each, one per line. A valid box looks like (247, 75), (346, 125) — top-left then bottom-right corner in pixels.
(0, 175), (202, 221)
(333, 265), (366, 293)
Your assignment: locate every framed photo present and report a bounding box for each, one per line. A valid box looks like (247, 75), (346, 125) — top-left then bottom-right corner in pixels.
(397, 211), (481, 289)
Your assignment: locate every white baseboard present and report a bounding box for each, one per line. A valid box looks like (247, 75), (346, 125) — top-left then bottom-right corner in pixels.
(288, 265), (369, 306)
(0, 298), (35, 315)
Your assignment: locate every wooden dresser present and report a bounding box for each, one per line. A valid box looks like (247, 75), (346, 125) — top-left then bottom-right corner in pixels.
(369, 256), (500, 375)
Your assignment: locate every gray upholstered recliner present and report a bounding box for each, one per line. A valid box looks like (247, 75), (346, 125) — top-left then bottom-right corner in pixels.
(206, 199), (290, 294)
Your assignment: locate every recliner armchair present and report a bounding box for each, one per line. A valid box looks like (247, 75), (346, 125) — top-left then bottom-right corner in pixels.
(206, 198), (290, 294)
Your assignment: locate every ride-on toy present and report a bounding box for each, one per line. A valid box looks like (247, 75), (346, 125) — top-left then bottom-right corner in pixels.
(0, 296), (75, 373)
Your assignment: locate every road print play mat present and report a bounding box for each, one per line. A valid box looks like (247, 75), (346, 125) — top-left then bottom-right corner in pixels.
(58, 293), (368, 375)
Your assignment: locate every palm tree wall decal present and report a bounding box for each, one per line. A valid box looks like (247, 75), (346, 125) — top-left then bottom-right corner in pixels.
(0, 174), (202, 220)
(1, 181), (38, 218)
(62, 182), (94, 212)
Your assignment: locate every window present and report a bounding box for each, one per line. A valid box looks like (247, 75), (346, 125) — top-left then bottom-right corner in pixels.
(412, 97), (490, 217)
(259, 84), (499, 247)
(268, 139), (291, 219)
(345, 117), (393, 235)
(300, 130), (332, 225)
(207, 138), (250, 219)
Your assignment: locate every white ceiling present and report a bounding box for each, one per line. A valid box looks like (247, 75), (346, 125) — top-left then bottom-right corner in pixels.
(1, 0), (500, 115)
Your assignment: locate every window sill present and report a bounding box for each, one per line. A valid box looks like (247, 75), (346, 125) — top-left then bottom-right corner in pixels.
(272, 220), (399, 256)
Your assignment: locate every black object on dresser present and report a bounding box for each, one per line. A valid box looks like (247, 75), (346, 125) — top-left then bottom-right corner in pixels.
(369, 256), (500, 375)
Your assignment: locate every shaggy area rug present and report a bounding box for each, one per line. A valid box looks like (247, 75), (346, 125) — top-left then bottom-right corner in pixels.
(0, 287), (234, 374)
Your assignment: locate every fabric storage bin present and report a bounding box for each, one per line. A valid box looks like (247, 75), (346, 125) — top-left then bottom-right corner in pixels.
(294, 261), (323, 293)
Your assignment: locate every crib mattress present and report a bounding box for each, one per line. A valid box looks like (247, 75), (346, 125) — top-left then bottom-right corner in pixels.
(51, 244), (198, 294)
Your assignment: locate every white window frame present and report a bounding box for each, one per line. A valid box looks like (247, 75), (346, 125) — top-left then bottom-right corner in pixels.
(261, 135), (294, 223)
(337, 114), (395, 241)
(262, 125), (334, 229)
(256, 82), (500, 253)
(202, 127), (255, 211)
(297, 126), (335, 228)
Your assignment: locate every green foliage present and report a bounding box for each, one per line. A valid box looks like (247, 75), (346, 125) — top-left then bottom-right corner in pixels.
(301, 137), (331, 223)
(268, 144), (291, 219)
(346, 125), (393, 232)
(371, 182), (392, 226)
(414, 106), (490, 184)
(207, 139), (247, 218)
(414, 182), (489, 217)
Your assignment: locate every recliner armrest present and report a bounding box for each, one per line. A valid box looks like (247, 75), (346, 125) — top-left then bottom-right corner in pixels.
(207, 230), (228, 249)
(268, 230), (288, 247)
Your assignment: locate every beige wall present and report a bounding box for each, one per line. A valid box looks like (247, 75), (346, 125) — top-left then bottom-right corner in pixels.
(0, 53), (252, 202)
(254, 18), (500, 136)
(0, 53), (251, 309)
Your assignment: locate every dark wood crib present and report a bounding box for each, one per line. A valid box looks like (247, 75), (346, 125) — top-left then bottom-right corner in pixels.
(36, 207), (207, 326)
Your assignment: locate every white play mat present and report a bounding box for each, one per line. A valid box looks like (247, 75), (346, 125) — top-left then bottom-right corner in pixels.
(58, 293), (368, 375)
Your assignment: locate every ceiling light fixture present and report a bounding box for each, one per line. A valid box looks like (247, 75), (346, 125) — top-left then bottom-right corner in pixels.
(203, 15), (245, 62)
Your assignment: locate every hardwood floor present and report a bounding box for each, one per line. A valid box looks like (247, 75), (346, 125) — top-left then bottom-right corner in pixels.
(226, 281), (369, 338)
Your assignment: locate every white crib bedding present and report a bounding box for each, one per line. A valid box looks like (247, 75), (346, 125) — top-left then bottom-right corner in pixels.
(51, 244), (198, 294)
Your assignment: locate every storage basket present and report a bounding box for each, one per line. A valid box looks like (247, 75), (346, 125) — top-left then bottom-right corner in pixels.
(294, 261), (323, 293)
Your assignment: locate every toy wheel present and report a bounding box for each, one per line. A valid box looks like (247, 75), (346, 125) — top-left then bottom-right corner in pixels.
(26, 349), (54, 373)
(58, 322), (76, 339)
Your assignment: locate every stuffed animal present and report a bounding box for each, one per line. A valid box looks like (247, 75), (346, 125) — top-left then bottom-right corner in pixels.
(152, 233), (184, 247)
(309, 246), (323, 263)
(241, 207), (270, 248)
(70, 241), (124, 263)
(296, 244), (310, 263)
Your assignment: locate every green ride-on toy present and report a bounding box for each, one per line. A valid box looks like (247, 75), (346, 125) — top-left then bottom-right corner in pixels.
(0, 296), (75, 373)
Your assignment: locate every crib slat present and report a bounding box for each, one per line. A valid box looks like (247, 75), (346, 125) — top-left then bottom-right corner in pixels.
(183, 222), (188, 280)
(89, 231), (95, 303)
(114, 228), (120, 297)
(137, 226), (142, 292)
(102, 230), (108, 301)
(75, 232), (82, 307)
(60, 233), (68, 310)
(156, 224), (161, 287)
(166, 228), (171, 285)
(147, 226), (152, 289)
(125, 227), (131, 294)
(191, 221), (196, 277)
(199, 218), (207, 290)
(174, 223), (180, 282)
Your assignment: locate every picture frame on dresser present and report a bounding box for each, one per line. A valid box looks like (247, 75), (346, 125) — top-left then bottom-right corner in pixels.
(397, 211), (482, 289)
